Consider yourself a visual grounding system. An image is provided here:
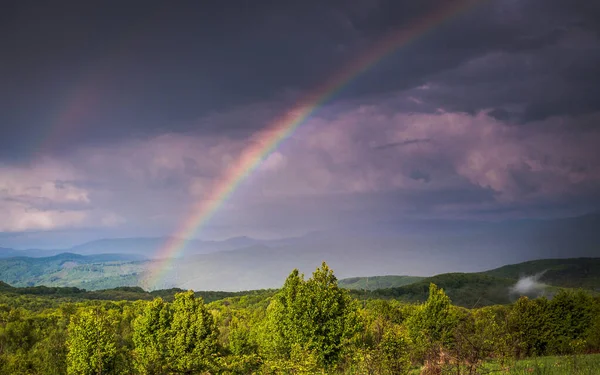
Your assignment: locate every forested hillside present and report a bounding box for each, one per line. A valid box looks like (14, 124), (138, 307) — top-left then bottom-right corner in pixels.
(0, 253), (147, 290)
(362, 273), (519, 307)
(339, 275), (425, 290)
(1, 263), (599, 374)
(338, 259), (600, 307)
(2, 256), (600, 307)
(482, 257), (600, 291)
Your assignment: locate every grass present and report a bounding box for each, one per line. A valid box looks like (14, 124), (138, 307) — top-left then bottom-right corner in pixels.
(407, 354), (600, 375)
(480, 354), (600, 374)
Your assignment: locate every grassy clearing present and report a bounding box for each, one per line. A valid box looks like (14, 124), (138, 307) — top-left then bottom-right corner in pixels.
(407, 354), (600, 375)
(481, 353), (600, 374)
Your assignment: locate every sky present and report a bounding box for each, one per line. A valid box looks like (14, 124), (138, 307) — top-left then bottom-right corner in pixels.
(1, 0), (600, 249)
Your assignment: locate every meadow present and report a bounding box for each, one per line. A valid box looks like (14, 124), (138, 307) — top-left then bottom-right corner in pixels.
(480, 354), (600, 375)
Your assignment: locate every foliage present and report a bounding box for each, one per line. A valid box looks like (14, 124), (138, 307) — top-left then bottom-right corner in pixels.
(483, 257), (600, 290)
(364, 273), (518, 307)
(66, 307), (118, 375)
(167, 291), (219, 373)
(405, 283), (460, 365)
(0, 253), (146, 290)
(0, 262), (599, 374)
(3, 255), (599, 309)
(339, 275), (425, 290)
(133, 291), (218, 374)
(479, 354), (600, 375)
(132, 298), (170, 374)
(262, 262), (361, 369)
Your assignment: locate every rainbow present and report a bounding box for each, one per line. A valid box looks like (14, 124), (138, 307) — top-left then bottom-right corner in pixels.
(147, 0), (482, 289)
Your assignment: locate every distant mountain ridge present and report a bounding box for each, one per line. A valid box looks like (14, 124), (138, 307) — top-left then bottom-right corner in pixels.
(2, 211), (599, 260)
(363, 273), (519, 307)
(349, 258), (600, 307)
(0, 235), (263, 259)
(0, 252), (146, 290)
(1, 212), (599, 291)
(0, 255), (598, 308)
(339, 257), (600, 292)
(482, 257), (600, 291)
(338, 275), (425, 290)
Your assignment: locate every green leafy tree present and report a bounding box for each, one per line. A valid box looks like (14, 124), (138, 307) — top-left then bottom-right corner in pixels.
(450, 307), (513, 374)
(377, 323), (412, 375)
(263, 262), (361, 369)
(66, 307), (117, 375)
(167, 291), (219, 373)
(508, 296), (551, 357)
(132, 298), (171, 375)
(228, 316), (254, 356)
(30, 311), (69, 375)
(406, 283), (459, 365)
(133, 292), (218, 374)
(351, 309), (412, 375)
(547, 289), (594, 354)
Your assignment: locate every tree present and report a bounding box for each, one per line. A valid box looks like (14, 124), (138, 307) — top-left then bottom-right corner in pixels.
(132, 298), (171, 375)
(30, 311), (69, 375)
(450, 307), (513, 374)
(406, 283), (459, 367)
(166, 291), (219, 373)
(228, 316), (254, 356)
(66, 307), (117, 375)
(263, 262), (360, 369)
(133, 292), (218, 374)
(547, 289), (594, 354)
(508, 296), (551, 357)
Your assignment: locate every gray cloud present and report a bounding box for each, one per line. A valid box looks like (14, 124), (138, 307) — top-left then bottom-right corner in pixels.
(1, 0), (598, 160)
(1, 0), (599, 247)
(3, 93), (599, 244)
(373, 138), (431, 150)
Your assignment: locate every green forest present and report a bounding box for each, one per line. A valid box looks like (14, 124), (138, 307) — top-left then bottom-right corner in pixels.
(1, 262), (599, 375)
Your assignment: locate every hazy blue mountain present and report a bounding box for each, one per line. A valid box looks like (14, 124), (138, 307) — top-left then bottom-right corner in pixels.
(67, 236), (263, 258)
(0, 247), (63, 258)
(0, 252), (146, 289)
(69, 238), (167, 257)
(1, 213), (599, 291)
(162, 213), (600, 291)
(0, 247), (20, 258)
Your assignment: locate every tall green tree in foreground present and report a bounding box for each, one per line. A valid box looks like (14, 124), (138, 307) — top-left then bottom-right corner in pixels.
(263, 262), (360, 369)
(132, 298), (171, 375)
(133, 291), (218, 374)
(406, 283), (459, 364)
(168, 291), (218, 373)
(66, 307), (117, 375)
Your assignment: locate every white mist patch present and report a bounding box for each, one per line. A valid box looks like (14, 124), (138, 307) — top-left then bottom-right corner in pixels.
(510, 271), (547, 296)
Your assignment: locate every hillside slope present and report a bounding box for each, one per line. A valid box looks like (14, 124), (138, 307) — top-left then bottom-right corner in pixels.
(0, 253), (146, 289)
(339, 275), (425, 290)
(482, 257), (600, 291)
(362, 273), (520, 307)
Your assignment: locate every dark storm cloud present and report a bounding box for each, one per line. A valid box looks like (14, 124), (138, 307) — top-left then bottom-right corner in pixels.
(1, 97), (599, 241)
(415, 30), (600, 121)
(2, 0), (600, 246)
(373, 138), (431, 150)
(2, 0), (599, 160)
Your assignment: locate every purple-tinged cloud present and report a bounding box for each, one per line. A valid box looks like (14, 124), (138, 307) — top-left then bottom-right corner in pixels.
(1, 95), (599, 239)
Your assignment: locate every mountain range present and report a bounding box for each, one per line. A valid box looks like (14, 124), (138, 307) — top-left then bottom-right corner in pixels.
(0, 213), (598, 291)
(0, 255), (598, 308)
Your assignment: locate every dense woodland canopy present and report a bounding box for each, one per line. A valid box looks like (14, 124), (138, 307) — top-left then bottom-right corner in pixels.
(0, 262), (599, 374)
